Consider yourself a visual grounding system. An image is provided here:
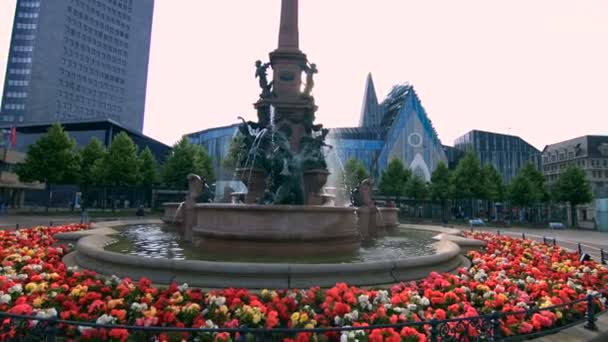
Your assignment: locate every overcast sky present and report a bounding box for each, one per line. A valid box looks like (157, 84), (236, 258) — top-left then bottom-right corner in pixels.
(1, 0), (607, 149)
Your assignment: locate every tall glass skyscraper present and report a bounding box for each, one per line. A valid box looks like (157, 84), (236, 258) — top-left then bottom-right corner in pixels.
(1, 0), (154, 132)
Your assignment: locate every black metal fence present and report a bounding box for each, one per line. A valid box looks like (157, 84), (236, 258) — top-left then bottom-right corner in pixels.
(0, 293), (603, 341)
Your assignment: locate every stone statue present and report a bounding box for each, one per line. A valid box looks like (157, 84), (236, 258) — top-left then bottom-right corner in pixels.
(182, 173), (206, 242)
(358, 179), (374, 207)
(301, 62), (317, 98)
(186, 174), (205, 203)
(255, 60), (273, 98)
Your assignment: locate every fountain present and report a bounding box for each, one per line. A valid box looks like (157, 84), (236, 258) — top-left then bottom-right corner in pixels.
(66, 0), (481, 289)
(168, 0), (364, 259)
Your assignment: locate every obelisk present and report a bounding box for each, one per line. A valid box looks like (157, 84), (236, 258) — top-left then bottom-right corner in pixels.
(278, 0), (299, 52)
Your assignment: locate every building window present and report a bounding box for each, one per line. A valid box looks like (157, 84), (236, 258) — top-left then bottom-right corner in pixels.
(19, 1), (40, 7)
(16, 23), (37, 30)
(3, 104), (25, 110)
(7, 80), (29, 86)
(8, 69), (30, 75)
(17, 12), (39, 19)
(13, 45), (34, 52)
(5, 92), (27, 98)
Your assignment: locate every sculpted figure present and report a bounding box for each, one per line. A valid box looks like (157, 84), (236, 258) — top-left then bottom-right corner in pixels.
(301, 62), (317, 97)
(186, 174), (205, 204)
(255, 60), (273, 98)
(358, 178), (374, 207)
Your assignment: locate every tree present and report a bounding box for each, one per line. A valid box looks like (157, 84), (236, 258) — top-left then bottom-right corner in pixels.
(481, 164), (505, 220)
(16, 123), (80, 209)
(94, 132), (141, 186)
(222, 133), (245, 172)
(78, 137), (106, 187)
(163, 137), (214, 188)
(138, 147), (160, 187)
(507, 173), (536, 222)
(429, 162), (451, 223)
(520, 162), (549, 204)
(552, 165), (593, 227)
(406, 175), (428, 218)
(343, 158), (370, 192)
(451, 151), (484, 217)
(378, 158), (410, 202)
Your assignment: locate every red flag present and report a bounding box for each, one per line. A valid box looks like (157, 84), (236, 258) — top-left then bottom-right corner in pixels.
(10, 127), (16, 148)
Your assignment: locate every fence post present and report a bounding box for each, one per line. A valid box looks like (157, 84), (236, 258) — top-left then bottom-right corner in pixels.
(430, 319), (439, 342)
(497, 230), (500, 236)
(522, 233), (526, 240)
(542, 236), (547, 245)
(15, 223), (19, 230)
(553, 238), (557, 246)
(46, 317), (58, 342)
(578, 243), (582, 255)
(491, 311), (501, 341)
(49, 221), (53, 227)
(601, 249), (606, 265)
(584, 294), (597, 330)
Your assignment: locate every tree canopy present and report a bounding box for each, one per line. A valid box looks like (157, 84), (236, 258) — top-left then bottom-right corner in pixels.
(481, 164), (505, 202)
(429, 161), (451, 202)
(343, 158), (370, 191)
(16, 123), (80, 184)
(163, 137), (214, 188)
(405, 175), (428, 202)
(451, 151), (484, 200)
(78, 137), (106, 186)
(138, 147), (160, 187)
(552, 165), (593, 207)
(378, 158), (411, 200)
(93, 132), (141, 186)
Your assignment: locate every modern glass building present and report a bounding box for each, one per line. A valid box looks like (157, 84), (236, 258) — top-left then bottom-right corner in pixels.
(0, 118), (170, 161)
(454, 130), (541, 183)
(187, 124), (240, 179)
(0, 0), (155, 132)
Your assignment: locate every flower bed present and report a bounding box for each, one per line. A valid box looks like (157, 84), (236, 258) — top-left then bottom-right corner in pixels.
(0, 225), (606, 341)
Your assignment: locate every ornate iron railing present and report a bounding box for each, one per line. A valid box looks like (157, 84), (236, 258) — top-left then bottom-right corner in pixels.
(0, 293), (603, 341)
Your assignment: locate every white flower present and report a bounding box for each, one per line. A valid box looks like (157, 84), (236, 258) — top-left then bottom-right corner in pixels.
(130, 303), (148, 312)
(32, 264), (43, 272)
(96, 314), (116, 325)
(334, 316), (343, 325)
(209, 296), (226, 307)
(205, 320), (217, 328)
(525, 276), (536, 284)
(357, 294), (372, 311)
(9, 284), (22, 294)
(407, 303), (418, 311)
(0, 294), (11, 304)
(178, 283), (189, 292)
(373, 290), (390, 305)
(35, 308), (57, 319)
(420, 297), (430, 306)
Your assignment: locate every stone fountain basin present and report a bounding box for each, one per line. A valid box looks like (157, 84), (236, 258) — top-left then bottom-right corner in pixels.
(191, 204), (360, 257)
(58, 220), (482, 289)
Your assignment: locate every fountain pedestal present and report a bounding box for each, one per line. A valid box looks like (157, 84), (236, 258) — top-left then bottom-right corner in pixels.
(191, 204), (360, 257)
(235, 168), (267, 204)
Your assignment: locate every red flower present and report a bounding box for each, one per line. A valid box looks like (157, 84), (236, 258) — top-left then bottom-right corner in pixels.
(108, 328), (129, 342)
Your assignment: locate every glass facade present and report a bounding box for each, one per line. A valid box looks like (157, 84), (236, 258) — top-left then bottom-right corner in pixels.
(187, 124), (239, 179)
(1, 0), (154, 132)
(454, 130), (541, 183)
(1, 119), (170, 161)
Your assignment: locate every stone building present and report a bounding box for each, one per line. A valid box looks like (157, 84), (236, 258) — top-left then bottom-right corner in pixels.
(542, 135), (608, 229)
(1, 0), (155, 132)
